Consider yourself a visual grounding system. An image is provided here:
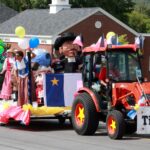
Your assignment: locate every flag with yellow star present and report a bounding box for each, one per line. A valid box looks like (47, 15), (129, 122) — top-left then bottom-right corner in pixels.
(43, 73), (82, 107)
(44, 74), (64, 106)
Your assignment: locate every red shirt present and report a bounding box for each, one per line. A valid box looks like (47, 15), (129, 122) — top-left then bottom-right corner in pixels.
(98, 67), (106, 82)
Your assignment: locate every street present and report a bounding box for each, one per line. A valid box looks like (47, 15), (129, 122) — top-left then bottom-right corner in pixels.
(0, 119), (149, 150)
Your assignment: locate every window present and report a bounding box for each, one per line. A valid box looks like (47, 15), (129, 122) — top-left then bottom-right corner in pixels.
(95, 21), (102, 29)
(107, 49), (141, 81)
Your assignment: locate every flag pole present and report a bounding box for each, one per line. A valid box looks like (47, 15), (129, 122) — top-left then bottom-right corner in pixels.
(27, 49), (32, 104)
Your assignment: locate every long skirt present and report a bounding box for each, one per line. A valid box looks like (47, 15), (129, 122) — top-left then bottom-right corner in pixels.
(0, 70), (12, 100)
(17, 76), (28, 106)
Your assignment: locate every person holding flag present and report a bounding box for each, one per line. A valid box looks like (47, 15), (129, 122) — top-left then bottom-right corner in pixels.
(14, 50), (29, 106)
(14, 50), (36, 106)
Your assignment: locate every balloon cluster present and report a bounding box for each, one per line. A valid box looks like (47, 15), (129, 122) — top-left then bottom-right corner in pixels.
(106, 31), (116, 40)
(29, 37), (39, 48)
(15, 26), (26, 38)
(106, 31), (119, 45)
(0, 39), (5, 54)
(0, 39), (6, 71)
(15, 26), (40, 49)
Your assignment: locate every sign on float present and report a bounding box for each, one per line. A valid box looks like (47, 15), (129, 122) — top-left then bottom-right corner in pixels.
(137, 107), (150, 134)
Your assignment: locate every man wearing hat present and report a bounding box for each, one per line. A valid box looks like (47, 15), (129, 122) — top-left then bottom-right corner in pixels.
(53, 32), (82, 73)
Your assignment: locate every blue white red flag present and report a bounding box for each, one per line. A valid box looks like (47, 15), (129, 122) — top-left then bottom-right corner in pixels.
(43, 73), (82, 107)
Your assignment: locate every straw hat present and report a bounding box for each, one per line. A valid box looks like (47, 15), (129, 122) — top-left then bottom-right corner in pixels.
(6, 49), (14, 53)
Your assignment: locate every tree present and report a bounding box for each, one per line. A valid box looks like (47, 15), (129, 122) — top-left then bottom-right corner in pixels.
(30, 0), (50, 9)
(1, 0), (135, 22)
(0, 0), (50, 11)
(2, 0), (150, 33)
(70, 0), (135, 23)
(127, 3), (150, 33)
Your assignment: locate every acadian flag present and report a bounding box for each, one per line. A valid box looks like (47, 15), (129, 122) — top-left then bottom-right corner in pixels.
(43, 73), (82, 107)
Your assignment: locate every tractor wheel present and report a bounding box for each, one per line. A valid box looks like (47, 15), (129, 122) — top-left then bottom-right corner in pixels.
(106, 110), (125, 139)
(71, 92), (99, 135)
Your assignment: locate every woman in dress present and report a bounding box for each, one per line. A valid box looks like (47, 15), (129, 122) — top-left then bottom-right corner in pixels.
(0, 49), (15, 100)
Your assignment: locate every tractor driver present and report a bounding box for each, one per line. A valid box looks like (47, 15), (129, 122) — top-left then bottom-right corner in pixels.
(98, 56), (107, 87)
(108, 58), (120, 81)
(98, 56), (120, 88)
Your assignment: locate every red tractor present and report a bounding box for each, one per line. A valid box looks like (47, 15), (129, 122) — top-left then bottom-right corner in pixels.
(71, 44), (150, 139)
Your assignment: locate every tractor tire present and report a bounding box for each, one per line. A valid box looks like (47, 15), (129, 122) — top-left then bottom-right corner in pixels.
(106, 110), (125, 139)
(71, 92), (99, 135)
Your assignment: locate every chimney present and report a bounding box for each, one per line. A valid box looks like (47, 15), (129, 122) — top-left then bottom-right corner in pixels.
(49, 0), (71, 14)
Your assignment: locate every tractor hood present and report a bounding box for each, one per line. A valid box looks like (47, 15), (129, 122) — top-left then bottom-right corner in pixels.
(112, 82), (150, 107)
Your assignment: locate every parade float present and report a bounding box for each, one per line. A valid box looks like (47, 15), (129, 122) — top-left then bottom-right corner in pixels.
(0, 73), (82, 125)
(0, 26), (82, 125)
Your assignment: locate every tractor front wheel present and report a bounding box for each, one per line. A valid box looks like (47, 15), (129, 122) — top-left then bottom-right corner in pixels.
(106, 110), (125, 139)
(71, 92), (99, 135)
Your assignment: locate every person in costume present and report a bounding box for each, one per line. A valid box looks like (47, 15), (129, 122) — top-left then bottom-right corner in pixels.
(31, 48), (52, 106)
(0, 49), (15, 100)
(35, 73), (44, 106)
(14, 50), (29, 106)
(53, 32), (83, 73)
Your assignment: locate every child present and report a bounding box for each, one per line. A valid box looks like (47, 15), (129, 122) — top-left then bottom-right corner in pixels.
(35, 73), (44, 106)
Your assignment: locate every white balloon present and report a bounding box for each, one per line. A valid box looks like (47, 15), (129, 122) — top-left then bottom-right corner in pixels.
(18, 38), (29, 50)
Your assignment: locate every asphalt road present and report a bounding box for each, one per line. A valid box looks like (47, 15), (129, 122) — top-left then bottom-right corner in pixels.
(0, 119), (149, 150)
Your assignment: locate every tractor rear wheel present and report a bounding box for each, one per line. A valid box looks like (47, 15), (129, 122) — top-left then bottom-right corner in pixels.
(71, 92), (99, 135)
(106, 110), (125, 139)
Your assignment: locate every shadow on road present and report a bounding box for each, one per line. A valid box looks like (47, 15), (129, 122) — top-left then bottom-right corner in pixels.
(1, 120), (150, 140)
(124, 134), (150, 140)
(2, 119), (73, 132)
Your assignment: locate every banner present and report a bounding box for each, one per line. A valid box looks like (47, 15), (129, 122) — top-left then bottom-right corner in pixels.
(137, 107), (150, 134)
(43, 73), (82, 107)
